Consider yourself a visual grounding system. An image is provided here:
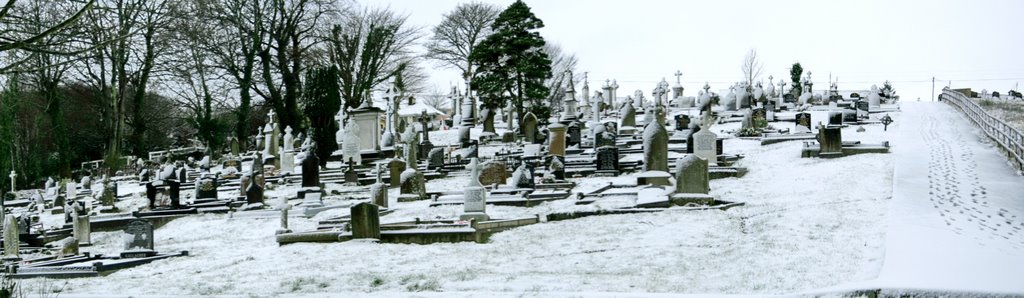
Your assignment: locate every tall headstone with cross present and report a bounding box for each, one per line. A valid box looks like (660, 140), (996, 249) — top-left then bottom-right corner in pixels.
(560, 71), (578, 124)
(418, 110), (434, 160)
(672, 70), (684, 100)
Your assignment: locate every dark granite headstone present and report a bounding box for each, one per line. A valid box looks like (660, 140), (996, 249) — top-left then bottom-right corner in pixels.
(301, 153), (320, 188)
(686, 122), (701, 154)
(828, 111), (843, 126)
(783, 93), (797, 103)
(567, 124), (581, 147)
(145, 182), (157, 209)
(196, 177), (218, 200)
(344, 164), (359, 184)
(856, 100), (869, 118)
(245, 177), (264, 204)
(176, 168), (187, 183)
(120, 219), (156, 258)
(819, 126), (843, 155)
(350, 203), (380, 239)
(674, 115), (690, 131)
(595, 146), (620, 172)
(795, 112), (812, 132)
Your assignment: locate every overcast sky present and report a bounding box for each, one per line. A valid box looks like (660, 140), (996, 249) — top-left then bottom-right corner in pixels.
(378, 0), (1024, 101)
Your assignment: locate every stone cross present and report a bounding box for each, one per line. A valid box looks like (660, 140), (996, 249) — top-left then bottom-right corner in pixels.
(674, 70), (683, 84)
(267, 109), (276, 124)
(277, 197), (291, 233)
(8, 170), (15, 193)
(419, 110), (431, 142)
(284, 126), (294, 152)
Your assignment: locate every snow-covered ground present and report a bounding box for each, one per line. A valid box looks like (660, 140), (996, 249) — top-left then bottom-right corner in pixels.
(12, 112), (910, 297)
(32, 104), (1024, 296)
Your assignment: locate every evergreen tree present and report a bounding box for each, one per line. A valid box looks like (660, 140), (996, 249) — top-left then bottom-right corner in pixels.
(301, 66), (342, 167)
(790, 62), (803, 96)
(469, 0), (552, 128)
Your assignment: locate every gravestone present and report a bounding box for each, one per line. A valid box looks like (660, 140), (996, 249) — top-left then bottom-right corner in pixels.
(783, 93), (796, 103)
(523, 112), (539, 144)
(818, 125), (843, 156)
(73, 211), (92, 246)
(567, 123), (581, 147)
(388, 159), (406, 186)
(674, 115), (690, 131)
(3, 215), (19, 261)
(548, 123), (567, 157)
(686, 122), (701, 154)
(549, 156), (565, 180)
(427, 148), (444, 170)
(301, 153), (320, 188)
(856, 100), (869, 118)
(828, 111), (843, 126)
(120, 219), (156, 258)
(642, 120), (668, 172)
(370, 179), (388, 209)
(595, 146), (620, 173)
(280, 150), (295, 174)
(674, 155), (709, 194)
(795, 112), (812, 133)
(751, 108), (767, 128)
(245, 177), (264, 204)
(479, 161), (508, 186)
(350, 203), (381, 239)
(510, 163), (534, 189)
(460, 158), (489, 222)
(342, 118), (362, 165)
(620, 102), (636, 128)
(195, 176), (218, 200)
(693, 127), (718, 166)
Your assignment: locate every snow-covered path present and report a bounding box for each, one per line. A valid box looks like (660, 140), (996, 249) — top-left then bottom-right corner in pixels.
(876, 101), (1024, 294)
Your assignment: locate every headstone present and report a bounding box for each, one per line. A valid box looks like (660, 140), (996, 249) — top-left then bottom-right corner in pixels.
(795, 112), (812, 133)
(674, 115), (690, 131)
(427, 148), (444, 170)
(399, 167), (425, 200)
(460, 158), (489, 222)
(120, 219), (156, 258)
(280, 150), (295, 174)
(868, 85), (881, 108)
(751, 108), (767, 128)
(73, 211), (92, 246)
(674, 155), (709, 194)
(566, 123), (581, 147)
(301, 153), (320, 188)
(818, 125), (843, 156)
(195, 176), (218, 200)
(370, 179), (388, 209)
(620, 102), (636, 128)
(828, 111), (843, 126)
(3, 215), (19, 261)
(642, 119), (668, 172)
(693, 127), (718, 166)
(548, 123), (567, 156)
(510, 163), (534, 189)
(549, 156), (565, 180)
(277, 199), (292, 234)
(856, 100), (869, 118)
(341, 118), (363, 165)
(522, 112), (539, 144)
(595, 146), (620, 173)
(686, 122), (701, 154)
(350, 203), (381, 239)
(245, 177), (264, 204)
(388, 159), (406, 186)
(479, 161), (508, 186)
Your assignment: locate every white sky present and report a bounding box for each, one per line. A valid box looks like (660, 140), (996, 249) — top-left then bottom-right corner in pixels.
(377, 0), (1024, 101)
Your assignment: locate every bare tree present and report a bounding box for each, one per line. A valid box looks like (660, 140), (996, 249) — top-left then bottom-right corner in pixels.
(419, 87), (451, 114)
(425, 1), (500, 82)
(741, 48), (764, 86)
(329, 5), (421, 111)
(0, 0), (95, 58)
(255, 0), (340, 131)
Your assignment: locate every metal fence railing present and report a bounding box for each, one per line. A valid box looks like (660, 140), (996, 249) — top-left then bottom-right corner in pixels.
(941, 89), (1024, 171)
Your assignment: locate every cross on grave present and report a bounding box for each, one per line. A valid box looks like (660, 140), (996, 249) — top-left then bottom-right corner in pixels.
(419, 110), (431, 141)
(674, 70), (683, 85)
(8, 170), (15, 193)
(267, 109), (276, 124)
(881, 114), (894, 131)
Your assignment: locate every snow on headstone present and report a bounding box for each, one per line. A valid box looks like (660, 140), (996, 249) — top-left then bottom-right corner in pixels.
(342, 118), (362, 165)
